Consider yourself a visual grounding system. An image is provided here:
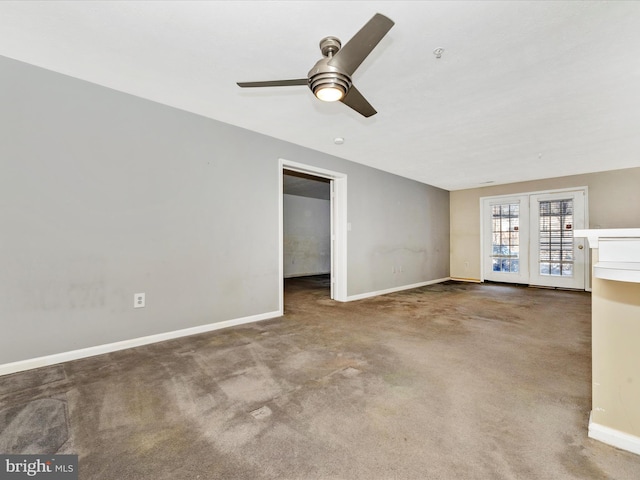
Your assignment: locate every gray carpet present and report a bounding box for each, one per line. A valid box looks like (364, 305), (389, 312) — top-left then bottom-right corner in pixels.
(1, 278), (639, 479)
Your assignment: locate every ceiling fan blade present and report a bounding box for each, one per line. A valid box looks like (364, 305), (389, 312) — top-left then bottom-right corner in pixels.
(237, 79), (308, 88)
(340, 85), (377, 117)
(328, 13), (394, 76)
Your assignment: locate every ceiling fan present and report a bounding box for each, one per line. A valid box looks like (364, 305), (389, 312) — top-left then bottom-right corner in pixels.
(237, 13), (394, 118)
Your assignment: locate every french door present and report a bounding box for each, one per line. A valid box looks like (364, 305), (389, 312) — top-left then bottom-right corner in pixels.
(482, 189), (587, 289)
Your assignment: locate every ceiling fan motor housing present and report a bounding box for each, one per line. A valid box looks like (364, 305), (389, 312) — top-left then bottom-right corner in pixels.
(308, 57), (352, 99)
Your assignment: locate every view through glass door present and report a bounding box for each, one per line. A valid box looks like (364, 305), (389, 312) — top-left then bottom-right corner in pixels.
(482, 189), (587, 289)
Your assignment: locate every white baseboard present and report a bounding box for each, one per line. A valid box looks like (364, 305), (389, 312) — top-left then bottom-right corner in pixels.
(589, 412), (640, 456)
(450, 277), (481, 283)
(345, 277), (450, 302)
(0, 310), (282, 377)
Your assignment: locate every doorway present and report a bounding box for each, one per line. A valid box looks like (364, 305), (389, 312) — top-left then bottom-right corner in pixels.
(283, 170), (331, 301)
(278, 159), (347, 314)
(481, 188), (588, 289)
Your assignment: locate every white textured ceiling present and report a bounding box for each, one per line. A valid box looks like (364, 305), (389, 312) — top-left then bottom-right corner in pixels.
(1, 1), (640, 190)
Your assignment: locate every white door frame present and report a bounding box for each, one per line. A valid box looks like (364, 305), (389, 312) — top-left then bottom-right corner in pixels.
(480, 186), (589, 290)
(279, 159), (348, 313)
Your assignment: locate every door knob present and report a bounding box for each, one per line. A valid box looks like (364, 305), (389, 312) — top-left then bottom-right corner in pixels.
(578, 244), (584, 250)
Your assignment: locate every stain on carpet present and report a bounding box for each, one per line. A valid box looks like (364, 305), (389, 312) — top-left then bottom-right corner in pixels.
(0, 365), (66, 396)
(0, 396), (69, 454)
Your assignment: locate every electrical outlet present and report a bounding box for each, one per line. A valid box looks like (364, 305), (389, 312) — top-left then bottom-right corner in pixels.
(134, 293), (145, 308)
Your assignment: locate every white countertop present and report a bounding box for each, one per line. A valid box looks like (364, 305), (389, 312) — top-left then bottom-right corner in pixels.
(574, 229), (640, 283)
(574, 228), (640, 248)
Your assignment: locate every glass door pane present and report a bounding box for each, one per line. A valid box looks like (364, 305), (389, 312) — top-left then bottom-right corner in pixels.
(491, 203), (520, 273)
(538, 199), (574, 277)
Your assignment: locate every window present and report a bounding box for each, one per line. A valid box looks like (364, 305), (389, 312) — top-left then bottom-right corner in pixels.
(491, 203), (520, 273)
(538, 199), (574, 277)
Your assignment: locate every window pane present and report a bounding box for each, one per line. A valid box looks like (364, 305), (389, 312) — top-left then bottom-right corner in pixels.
(491, 203), (519, 274)
(538, 199), (574, 277)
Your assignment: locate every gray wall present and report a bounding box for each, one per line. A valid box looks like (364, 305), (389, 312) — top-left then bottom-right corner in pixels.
(283, 194), (331, 278)
(347, 167), (450, 294)
(0, 56), (450, 365)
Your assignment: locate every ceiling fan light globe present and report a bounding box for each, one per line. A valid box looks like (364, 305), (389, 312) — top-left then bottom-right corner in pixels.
(316, 86), (344, 102)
